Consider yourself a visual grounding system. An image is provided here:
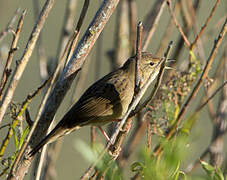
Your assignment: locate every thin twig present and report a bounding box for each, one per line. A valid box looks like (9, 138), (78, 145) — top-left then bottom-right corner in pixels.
(197, 81), (227, 113)
(55, 0), (77, 64)
(167, 0), (191, 48)
(156, 13), (175, 56)
(183, 0), (206, 64)
(146, 112), (152, 152)
(113, 0), (130, 68)
(0, 0), (55, 125)
(191, 0), (221, 50)
(64, 0), (90, 67)
(90, 126), (96, 147)
(142, 0), (166, 51)
(128, 0), (137, 54)
(135, 22), (143, 92)
(0, 123), (10, 131)
(0, 166), (10, 177)
(171, 0), (201, 62)
(154, 18), (227, 157)
(32, 0), (48, 80)
(0, 10), (26, 100)
(196, 54), (225, 120)
(0, 8), (21, 43)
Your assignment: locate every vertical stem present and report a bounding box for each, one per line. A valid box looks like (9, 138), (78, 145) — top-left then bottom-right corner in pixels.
(135, 21), (143, 92)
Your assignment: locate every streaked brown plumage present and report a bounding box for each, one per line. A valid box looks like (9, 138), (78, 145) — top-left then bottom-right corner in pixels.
(29, 52), (163, 156)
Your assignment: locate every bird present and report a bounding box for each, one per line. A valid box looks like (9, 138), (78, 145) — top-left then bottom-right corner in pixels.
(28, 52), (164, 157)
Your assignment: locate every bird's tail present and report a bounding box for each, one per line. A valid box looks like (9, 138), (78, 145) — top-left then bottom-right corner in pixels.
(28, 125), (67, 157)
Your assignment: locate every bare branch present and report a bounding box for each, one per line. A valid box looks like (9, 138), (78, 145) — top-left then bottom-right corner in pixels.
(55, 0), (77, 64)
(0, 10), (26, 100)
(142, 0), (166, 51)
(154, 18), (227, 157)
(191, 0), (221, 49)
(197, 81), (227, 113)
(135, 21), (143, 92)
(0, 8), (20, 43)
(0, 0), (55, 125)
(167, 0), (191, 48)
(128, 0), (137, 54)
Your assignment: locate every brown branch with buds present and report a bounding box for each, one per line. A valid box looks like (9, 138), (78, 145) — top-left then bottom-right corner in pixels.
(0, 10), (26, 100)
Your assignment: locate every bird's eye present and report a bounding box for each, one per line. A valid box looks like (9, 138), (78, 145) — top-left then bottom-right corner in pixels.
(149, 62), (155, 66)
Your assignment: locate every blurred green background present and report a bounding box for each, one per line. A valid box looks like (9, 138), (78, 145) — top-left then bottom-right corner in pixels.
(0, 0), (226, 179)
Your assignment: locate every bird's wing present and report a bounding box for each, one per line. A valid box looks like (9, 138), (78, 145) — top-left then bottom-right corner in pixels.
(63, 73), (127, 127)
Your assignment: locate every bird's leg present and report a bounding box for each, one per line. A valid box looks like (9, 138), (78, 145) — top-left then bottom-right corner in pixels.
(98, 126), (110, 142)
(98, 126), (121, 157)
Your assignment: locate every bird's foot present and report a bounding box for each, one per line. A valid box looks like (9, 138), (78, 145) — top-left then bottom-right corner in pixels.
(108, 144), (121, 157)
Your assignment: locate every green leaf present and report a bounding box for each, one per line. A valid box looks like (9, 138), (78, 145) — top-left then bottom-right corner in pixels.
(170, 161), (180, 180)
(12, 128), (18, 151)
(18, 126), (29, 149)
